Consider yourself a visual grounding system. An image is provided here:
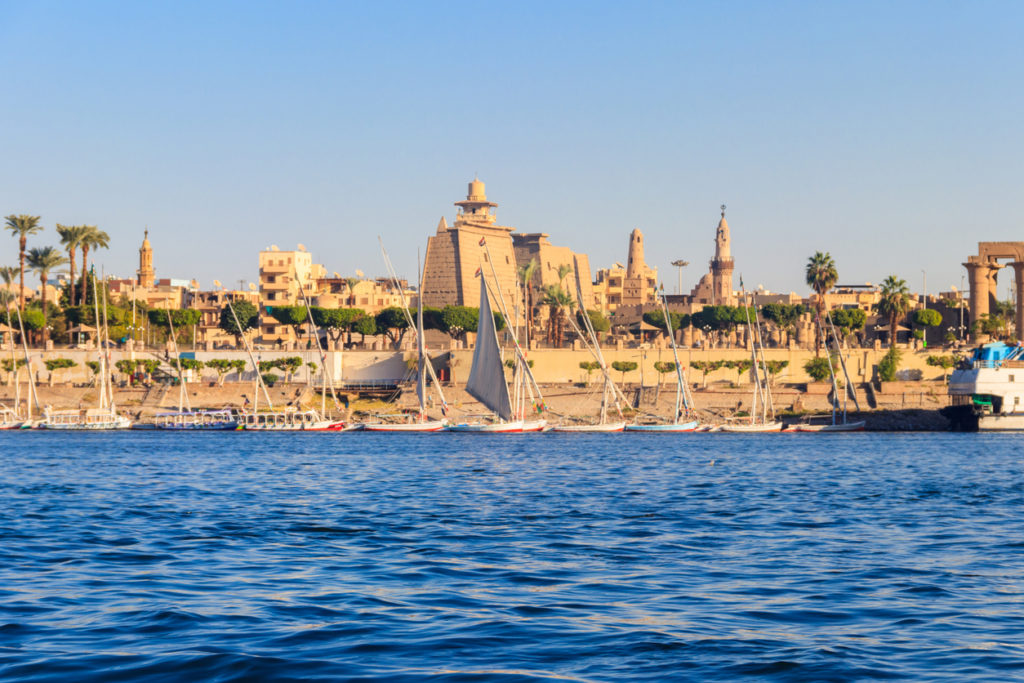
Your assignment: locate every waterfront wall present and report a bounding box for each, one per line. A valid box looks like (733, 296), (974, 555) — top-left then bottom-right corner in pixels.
(4, 346), (953, 387)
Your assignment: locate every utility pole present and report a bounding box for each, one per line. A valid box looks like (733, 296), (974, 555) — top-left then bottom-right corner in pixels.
(671, 260), (689, 295)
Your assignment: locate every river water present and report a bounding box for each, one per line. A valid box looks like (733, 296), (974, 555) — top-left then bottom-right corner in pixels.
(1, 432), (1022, 681)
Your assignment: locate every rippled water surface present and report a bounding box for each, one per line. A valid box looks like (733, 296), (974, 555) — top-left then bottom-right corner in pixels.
(2, 432), (1024, 681)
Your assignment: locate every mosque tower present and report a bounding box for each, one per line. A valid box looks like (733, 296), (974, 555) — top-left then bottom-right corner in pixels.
(137, 229), (155, 288)
(710, 205), (734, 305)
(626, 228), (645, 279)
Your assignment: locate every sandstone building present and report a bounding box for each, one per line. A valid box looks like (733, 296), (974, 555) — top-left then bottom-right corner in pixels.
(258, 245), (325, 343)
(422, 179), (593, 323)
(690, 206), (736, 306)
(593, 229), (658, 313)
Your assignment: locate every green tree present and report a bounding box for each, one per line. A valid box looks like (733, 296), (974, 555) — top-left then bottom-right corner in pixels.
(579, 360), (601, 384)
(653, 360), (677, 389)
(219, 300), (259, 346)
(205, 358), (236, 386)
(56, 224), (90, 306)
(262, 372), (279, 387)
(765, 359), (790, 385)
(26, 246), (68, 330)
(877, 276), (910, 348)
(353, 314), (378, 343)
(78, 226), (110, 310)
(913, 308), (943, 346)
(85, 360), (101, 384)
(269, 305), (310, 341)
(229, 359), (247, 381)
(926, 354), (956, 382)
(1, 358), (27, 384)
(642, 310), (690, 335)
(114, 359), (138, 375)
(730, 358), (753, 383)
(375, 306), (410, 347)
(761, 303), (805, 346)
(440, 305), (477, 341)
(578, 309), (612, 337)
(805, 251), (838, 353)
(277, 356), (304, 382)
(311, 307), (364, 345)
(611, 360), (638, 384)
(149, 308), (202, 346)
(4, 214), (44, 311)
(827, 308), (867, 345)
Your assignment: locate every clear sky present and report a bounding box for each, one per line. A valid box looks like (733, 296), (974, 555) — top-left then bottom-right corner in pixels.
(2, 1), (1022, 298)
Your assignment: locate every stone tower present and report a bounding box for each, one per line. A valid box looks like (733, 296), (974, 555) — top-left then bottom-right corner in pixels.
(710, 206), (734, 305)
(626, 228), (645, 279)
(421, 179), (521, 320)
(137, 229), (155, 288)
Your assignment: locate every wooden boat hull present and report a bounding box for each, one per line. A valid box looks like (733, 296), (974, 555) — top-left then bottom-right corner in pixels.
(520, 419), (548, 432)
(550, 421), (627, 433)
(625, 420), (700, 432)
(41, 418), (132, 430)
(719, 421), (784, 433)
(362, 420), (447, 432)
(792, 421), (866, 432)
(447, 420), (525, 433)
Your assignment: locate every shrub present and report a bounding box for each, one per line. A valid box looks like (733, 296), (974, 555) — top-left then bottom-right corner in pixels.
(261, 372), (279, 387)
(803, 356), (834, 382)
(878, 347), (902, 382)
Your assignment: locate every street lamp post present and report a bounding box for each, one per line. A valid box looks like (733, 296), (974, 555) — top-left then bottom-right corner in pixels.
(922, 269), (927, 310)
(671, 260), (689, 296)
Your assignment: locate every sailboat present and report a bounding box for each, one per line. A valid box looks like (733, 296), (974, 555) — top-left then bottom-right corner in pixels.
(719, 286), (783, 432)
(448, 271), (524, 432)
(363, 246), (448, 432)
(41, 272), (131, 430)
(626, 291), (700, 432)
(791, 313), (865, 432)
(236, 268), (346, 432)
(551, 276), (626, 432)
(2, 297), (36, 428)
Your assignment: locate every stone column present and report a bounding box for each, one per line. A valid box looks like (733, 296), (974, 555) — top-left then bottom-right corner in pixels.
(964, 261), (990, 340)
(1014, 262), (1024, 341)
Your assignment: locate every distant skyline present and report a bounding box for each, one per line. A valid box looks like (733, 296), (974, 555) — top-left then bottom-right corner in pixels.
(2, 1), (1022, 299)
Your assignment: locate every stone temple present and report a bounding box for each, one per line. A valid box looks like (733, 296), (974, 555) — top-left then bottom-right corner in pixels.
(421, 179), (593, 321)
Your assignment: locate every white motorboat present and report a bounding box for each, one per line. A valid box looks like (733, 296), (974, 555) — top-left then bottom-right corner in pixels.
(791, 420), (866, 432)
(945, 342), (1024, 430)
(41, 408), (132, 430)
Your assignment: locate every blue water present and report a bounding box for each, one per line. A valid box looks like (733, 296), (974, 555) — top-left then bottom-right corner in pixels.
(1, 433), (1023, 681)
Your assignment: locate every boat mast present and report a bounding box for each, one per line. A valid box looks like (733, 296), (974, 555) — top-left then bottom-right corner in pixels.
(751, 298), (775, 422)
(91, 273), (106, 411)
(291, 263), (340, 418)
(164, 308), (191, 412)
(10, 299), (39, 419)
(739, 284), (763, 424)
(659, 290), (689, 424)
(815, 313), (840, 425)
(228, 300), (274, 410)
(824, 312), (861, 419)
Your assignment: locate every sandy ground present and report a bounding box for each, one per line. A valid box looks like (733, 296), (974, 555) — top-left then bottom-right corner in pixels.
(0, 378), (951, 430)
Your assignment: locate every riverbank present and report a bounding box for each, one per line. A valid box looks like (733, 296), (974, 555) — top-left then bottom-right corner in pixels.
(0, 380), (953, 430)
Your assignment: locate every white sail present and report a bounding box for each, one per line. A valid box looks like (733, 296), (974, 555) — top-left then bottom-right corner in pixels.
(465, 274), (513, 420)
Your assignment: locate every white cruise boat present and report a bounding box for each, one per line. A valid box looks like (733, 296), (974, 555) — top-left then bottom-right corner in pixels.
(42, 408), (132, 430)
(945, 342), (1024, 431)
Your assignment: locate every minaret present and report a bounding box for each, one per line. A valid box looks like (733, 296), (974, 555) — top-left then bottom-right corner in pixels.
(137, 229), (155, 288)
(454, 178), (499, 227)
(710, 205), (734, 305)
(626, 228), (645, 279)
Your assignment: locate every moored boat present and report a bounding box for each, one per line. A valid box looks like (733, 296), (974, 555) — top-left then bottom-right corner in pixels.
(719, 420), (784, 433)
(41, 408), (132, 430)
(152, 410), (238, 430)
(625, 420), (700, 432)
(239, 409), (344, 431)
(448, 419), (525, 433)
(944, 342), (1024, 430)
(791, 420), (866, 432)
(551, 421), (626, 433)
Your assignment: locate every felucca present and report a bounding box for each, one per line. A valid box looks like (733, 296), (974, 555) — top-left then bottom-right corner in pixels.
(626, 291), (700, 432)
(363, 245), (448, 432)
(790, 312), (865, 432)
(551, 275), (626, 432)
(41, 272), (130, 430)
(720, 285), (782, 432)
(448, 271), (524, 432)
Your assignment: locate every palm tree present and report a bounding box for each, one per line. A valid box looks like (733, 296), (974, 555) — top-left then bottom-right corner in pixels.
(79, 226), (110, 305)
(540, 285), (575, 347)
(344, 277), (360, 306)
(56, 224), (90, 306)
(517, 258), (538, 340)
(26, 247), (68, 338)
(4, 214), (44, 311)
(805, 252), (838, 353)
(877, 276), (910, 348)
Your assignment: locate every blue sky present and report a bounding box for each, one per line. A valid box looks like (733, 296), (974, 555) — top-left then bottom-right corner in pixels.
(1, 1), (1022, 298)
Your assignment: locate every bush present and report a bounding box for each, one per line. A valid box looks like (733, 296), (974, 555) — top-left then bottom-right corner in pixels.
(261, 372), (279, 387)
(803, 356), (834, 382)
(878, 347), (902, 382)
